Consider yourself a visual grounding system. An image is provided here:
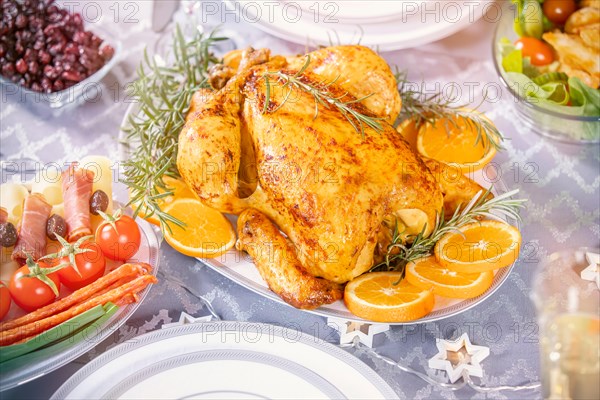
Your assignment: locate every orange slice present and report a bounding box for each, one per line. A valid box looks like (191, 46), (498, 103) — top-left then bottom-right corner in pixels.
(132, 176), (195, 226)
(405, 256), (494, 299)
(162, 198), (236, 258)
(344, 272), (435, 322)
(416, 112), (497, 173)
(434, 220), (521, 273)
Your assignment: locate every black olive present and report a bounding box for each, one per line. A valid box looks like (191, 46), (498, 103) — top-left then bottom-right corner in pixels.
(89, 190), (109, 215)
(0, 222), (18, 247)
(46, 214), (67, 240)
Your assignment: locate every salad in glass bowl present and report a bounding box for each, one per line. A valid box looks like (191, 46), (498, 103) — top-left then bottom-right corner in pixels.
(494, 0), (599, 142)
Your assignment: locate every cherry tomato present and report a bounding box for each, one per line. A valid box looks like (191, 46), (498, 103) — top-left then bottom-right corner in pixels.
(543, 0), (576, 25)
(514, 37), (555, 66)
(95, 215), (141, 261)
(58, 240), (106, 290)
(9, 262), (61, 312)
(0, 281), (11, 320)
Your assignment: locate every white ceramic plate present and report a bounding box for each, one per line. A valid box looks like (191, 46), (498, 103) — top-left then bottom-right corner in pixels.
(289, 0), (422, 24)
(223, 0), (492, 51)
(51, 321), (398, 399)
(0, 214), (160, 391)
(197, 171), (517, 325)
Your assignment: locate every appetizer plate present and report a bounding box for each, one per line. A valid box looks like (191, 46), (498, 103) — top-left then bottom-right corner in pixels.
(199, 171), (519, 324)
(223, 0), (492, 51)
(0, 216), (160, 392)
(51, 321), (398, 399)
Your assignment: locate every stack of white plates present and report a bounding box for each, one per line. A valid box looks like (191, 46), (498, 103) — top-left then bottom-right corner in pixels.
(52, 322), (398, 399)
(223, 0), (492, 51)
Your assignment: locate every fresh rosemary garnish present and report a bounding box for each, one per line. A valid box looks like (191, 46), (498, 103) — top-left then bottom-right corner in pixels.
(121, 26), (226, 228)
(262, 56), (384, 137)
(373, 188), (526, 276)
(396, 72), (505, 152)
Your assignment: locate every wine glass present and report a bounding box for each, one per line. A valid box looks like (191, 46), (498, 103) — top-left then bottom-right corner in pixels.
(531, 248), (600, 399)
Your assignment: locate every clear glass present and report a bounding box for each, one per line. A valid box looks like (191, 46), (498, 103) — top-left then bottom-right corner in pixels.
(0, 25), (122, 114)
(531, 248), (600, 400)
(492, 5), (599, 144)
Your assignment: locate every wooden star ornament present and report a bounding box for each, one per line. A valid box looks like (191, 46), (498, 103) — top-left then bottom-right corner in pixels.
(428, 333), (490, 383)
(162, 312), (213, 329)
(581, 252), (600, 289)
(327, 317), (390, 348)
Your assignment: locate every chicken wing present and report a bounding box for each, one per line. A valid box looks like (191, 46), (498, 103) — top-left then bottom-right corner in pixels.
(236, 208), (343, 309)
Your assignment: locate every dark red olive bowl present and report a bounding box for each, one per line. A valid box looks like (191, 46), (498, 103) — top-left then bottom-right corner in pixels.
(0, 25), (121, 111)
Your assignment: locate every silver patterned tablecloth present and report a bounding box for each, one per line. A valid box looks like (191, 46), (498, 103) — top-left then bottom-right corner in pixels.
(1, 2), (599, 399)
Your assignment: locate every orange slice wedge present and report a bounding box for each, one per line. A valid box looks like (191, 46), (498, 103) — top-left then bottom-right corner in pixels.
(416, 112), (497, 173)
(405, 256), (494, 299)
(434, 220), (522, 273)
(344, 272), (435, 322)
(132, 176), (195, 226)
(162, 198), (235, 258)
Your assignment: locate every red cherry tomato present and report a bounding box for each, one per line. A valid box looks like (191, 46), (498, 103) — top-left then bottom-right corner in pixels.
(514, 37), (555, 66)
(95, 215), (141, 261)
(543, 0), (576, 25)
(0, 281), (11, 320)
(58, 240), (106, 290)
(9, 262), (61, 312)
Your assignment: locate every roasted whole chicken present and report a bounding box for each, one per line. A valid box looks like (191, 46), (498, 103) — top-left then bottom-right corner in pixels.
(177, 45), (444, 309)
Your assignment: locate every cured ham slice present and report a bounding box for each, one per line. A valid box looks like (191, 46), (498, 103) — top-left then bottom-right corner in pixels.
(62, 166), (94, 242)
(11, 194), (52, 264)
(0, 207), (7, 224)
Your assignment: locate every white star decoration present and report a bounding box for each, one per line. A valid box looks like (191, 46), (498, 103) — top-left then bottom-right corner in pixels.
(162, 312), (213, 329)
(327, 317), (390, 348)
(428, 333), (490, 383)
(581, 252), (600, 289)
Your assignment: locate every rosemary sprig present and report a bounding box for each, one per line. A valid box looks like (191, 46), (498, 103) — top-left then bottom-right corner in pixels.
(121, 26), (226, 229)
(373, 188), (526, 276)
(396, 72), (505, 152)
(262, 56), (384, 138)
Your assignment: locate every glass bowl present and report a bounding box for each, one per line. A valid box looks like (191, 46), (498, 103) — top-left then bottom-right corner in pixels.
(0, 25), (121, 113)
(492, 5), (599, 144)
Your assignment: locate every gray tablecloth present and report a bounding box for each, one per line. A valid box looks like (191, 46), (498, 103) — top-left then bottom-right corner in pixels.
(1, 2), (599, 399)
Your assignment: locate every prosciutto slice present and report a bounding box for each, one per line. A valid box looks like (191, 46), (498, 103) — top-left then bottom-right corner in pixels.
(62, 166), (94, 242)
(12, 194), (52, 264)
(0, 207), (7, 224)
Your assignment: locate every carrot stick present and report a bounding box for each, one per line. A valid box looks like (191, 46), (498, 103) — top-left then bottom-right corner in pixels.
(115, 293), (137, 306)
(0, 263), (152, 332)
(76, 277), (133, 305)
(0, 274), (157, 346)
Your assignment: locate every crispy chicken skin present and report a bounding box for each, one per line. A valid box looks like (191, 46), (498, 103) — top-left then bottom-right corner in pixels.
(237, 208), (344, 309)
(545, 6), (600, 88)
(178, 45), (443, 300)
(543, 30), (600, 88)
